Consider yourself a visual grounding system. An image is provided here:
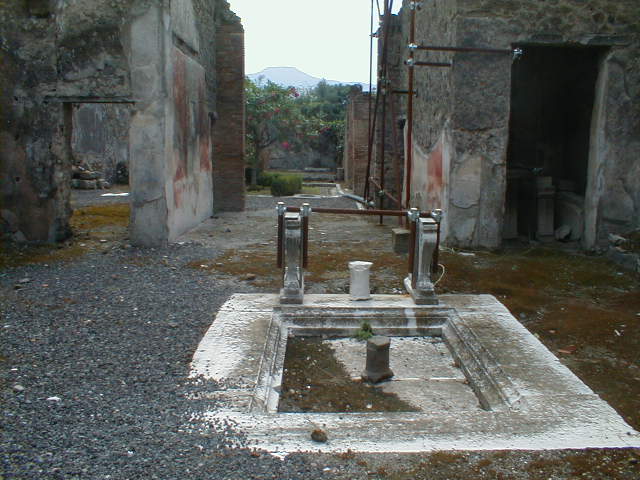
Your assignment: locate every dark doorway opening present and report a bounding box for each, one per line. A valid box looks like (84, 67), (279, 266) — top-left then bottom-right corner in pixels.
(504, 45), (606, 241)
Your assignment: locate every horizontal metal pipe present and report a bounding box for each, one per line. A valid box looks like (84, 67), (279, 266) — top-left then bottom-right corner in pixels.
(284, 206), (436, 219)
(415, 44), (513, 55)
(413, 61), (452, 68)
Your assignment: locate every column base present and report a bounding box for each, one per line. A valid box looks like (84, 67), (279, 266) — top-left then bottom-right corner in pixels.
(404, 276), (439, 305)
(279, 288), (304, 304)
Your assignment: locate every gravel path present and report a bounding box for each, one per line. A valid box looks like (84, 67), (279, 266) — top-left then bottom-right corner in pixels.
(0, 240), (360, 478)
(3, 193), (639, 479)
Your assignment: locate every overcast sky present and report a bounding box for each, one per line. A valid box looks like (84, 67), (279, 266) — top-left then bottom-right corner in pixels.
(227, 0), (403, 84)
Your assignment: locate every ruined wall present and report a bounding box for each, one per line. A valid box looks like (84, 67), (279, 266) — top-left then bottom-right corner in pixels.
(396, 0), (639, 248)
(0, 0), (135, 243)
(343, 89), (370, 197)
(0, 0), (134, 243)
(267, 148), (336, 171)
(212, 5), (245, 212)
(129, 0), (220, 245)
(372, 14), (405, 209)
(2, 0), (243, 245)
(454, 0), (639, 248)
(394, 0), (457, 241)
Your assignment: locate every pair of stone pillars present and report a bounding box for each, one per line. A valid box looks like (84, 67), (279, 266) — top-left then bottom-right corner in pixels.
(278, 203), (442, 305)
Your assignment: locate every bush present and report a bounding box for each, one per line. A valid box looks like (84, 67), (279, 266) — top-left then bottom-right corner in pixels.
(270, 174), (302, 196)
(257, 171), (280, 187)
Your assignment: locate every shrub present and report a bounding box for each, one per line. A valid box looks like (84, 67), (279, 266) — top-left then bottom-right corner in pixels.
(257, 171), (280, 187)
(355, 320), (374, 341)
(270, 173), (302, 196)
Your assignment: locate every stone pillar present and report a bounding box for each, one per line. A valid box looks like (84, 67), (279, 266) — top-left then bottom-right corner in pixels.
(127, 3), (170, 247)
(362, 336), (394, 384)
(128, 0), (216, 246)
(349, 261), (373, 300)
(280, 212), (304, 304)
(213, 20), (245, 212)
(404, 214), (439, 305)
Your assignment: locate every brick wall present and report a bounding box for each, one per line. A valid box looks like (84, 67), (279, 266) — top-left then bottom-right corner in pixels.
(343, 90), (370, 198)
(213, 19), (245, 212)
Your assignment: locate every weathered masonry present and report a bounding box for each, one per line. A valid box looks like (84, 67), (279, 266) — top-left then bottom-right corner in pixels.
(343, 88), (370, 198)
(0, 0), (246, 246)
(350, 0), (639, 249)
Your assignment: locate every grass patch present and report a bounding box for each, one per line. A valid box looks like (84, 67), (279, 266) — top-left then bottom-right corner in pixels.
(0, 204), (130, 270)
(71, 204), (130, 233)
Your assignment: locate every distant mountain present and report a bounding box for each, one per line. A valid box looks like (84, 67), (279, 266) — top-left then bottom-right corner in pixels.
(248, 67), (369, 92)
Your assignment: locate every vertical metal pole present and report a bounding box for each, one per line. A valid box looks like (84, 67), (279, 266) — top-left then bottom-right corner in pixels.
(389, 88), (403, 219)
(276, 202), (285, 269)
(301, 203), (311, 269)
(433, 220), (440, 274)
(368, 0), (374, 162)
(405, 3), (417, 209)
(378, 0), (393, 223)
(431, 209), (442, 275)
(379, 77), (387, 225)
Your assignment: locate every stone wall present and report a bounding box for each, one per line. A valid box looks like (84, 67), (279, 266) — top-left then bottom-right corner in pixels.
(392, 0), (639, 249)
(1, 0), (245, 245)
(343, 89), (370, 197)
(0, 0), (105, 243)
(71, 103), (131, 184)
(371, 14), (405, 209)
(213, 7), (246, 213)
(267, 148), (336, 172)
(127, 0), (217, 246)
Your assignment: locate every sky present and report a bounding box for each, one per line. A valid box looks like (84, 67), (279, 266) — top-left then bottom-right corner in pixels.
(227, 0), (403, 84)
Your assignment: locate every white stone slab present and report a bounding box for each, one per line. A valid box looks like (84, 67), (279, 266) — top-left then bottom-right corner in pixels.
(189, 294), (640, 455)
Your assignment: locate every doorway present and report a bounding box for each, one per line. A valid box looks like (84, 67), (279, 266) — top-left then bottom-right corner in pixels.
(504, 45), (606, 241)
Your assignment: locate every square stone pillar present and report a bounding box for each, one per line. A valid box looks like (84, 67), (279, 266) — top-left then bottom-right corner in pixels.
(280, 212), (304, 304)
(405, 216), (439, 305)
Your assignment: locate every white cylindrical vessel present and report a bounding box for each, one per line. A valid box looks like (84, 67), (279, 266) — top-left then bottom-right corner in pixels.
(349, 261), (373, 300)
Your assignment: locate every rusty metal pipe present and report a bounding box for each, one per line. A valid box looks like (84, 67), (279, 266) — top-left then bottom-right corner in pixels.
(412, 61), (452, 67)
(405, 4), (416, 210)
(276, 211), (284, 269)
(284, 206), (436, 218)
(389, 89), (404, 217)
(302, 215), (309, 268)
(364, 80), (381, 200)
(367, 0), (374, 171)
(415, 44), (513, 55)
(378, 0), (394, 223)
(369, 178), (401, 207)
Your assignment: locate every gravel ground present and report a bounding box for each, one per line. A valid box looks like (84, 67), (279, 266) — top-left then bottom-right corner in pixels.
(2, 192), (639, 479)
(0, 240), (359, 478)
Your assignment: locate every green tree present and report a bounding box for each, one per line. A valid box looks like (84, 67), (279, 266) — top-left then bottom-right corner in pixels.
(295, 80), (350, 161)
(245, 78), (303, 184)
(245, 78), (351, 184)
